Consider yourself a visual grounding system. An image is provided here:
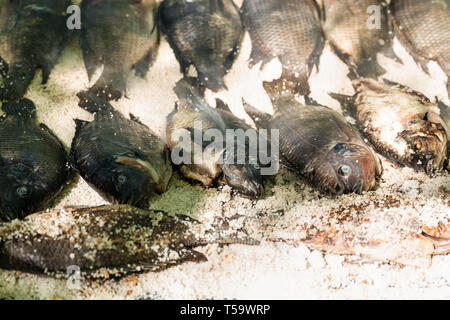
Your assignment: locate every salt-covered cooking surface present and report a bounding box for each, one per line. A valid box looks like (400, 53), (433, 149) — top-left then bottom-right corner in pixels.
(0, 0), (449, 299)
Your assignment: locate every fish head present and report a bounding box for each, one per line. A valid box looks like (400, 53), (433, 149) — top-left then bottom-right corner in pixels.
(0, 164), (52, 221)
(319, 142), (381, 195)
(96, 153), (164, 207)
(221, 150), (264, 199)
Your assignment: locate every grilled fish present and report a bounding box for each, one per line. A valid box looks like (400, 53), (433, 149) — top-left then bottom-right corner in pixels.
(166, 78), (266, 199)
(244, 79), (382, 195)
(331, 79), (448, 174)
(392, 0), (450, 98)
(241, 0), (324, 95)
(79, 0), (160, 101)
(0, 99), (69, 221)
(0, 205), (258, 277)
(0, 0), (72, 100)
(159, 0), (243, 92)
(318, 0), (399, 79)
(71, 91), (173, 207)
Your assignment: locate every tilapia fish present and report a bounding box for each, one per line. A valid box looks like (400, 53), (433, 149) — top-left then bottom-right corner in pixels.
(166, 78), (266, 199)
(0, 0), (72, 100)
(392, 0), (450, 97)
(71, 91), (173, 207)
(159, 0), (243, 92)
(244, 79), (382, 195)
(0, 99), (69, 221)
(0, 205), (258, 277)
(318, 0), (399, 79)
(241, 0), (324, 95)
(79, 0), (160, 101)
(331, 79), (448, 174)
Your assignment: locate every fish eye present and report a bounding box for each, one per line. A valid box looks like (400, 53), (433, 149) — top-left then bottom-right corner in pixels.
(338, 165), (351, 176)
(117, 175), (128, 184)
(333, 143), (345, 152)
(16, 186), (29, 198)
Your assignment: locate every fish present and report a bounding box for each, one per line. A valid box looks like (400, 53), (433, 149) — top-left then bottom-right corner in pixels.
(317, 0), (400, 79)
(241, 0), (325, 95)
(0, 99), (70, 222)
(159, 0), (243, 92)
(70, 91), (173, 207)
(330, 79), (448, 174)
(244, 79), (383, 195)
(166, 78), (266, 199)
(79, 0), (160, 101)
(0, 205), (259, 277)
(0, 0), (72, 100)
(391, 0), (450, 98)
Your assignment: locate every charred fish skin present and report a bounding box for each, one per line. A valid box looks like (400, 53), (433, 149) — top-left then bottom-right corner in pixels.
(166, 78), (265, 199)
(0, 0), (72, 101)
(244, 79), (382, 195)
(71, 91), (173, 208)
(392, 0), (450, 96)
(331, 79), (448, 174)
(0, 205), (258, 276)
(0, 99), (69, 222)
(79, 0), (160, 101)
(159, 0), (244, 92)
(241, 0), (324, 95)
(318, 0), (398, 79)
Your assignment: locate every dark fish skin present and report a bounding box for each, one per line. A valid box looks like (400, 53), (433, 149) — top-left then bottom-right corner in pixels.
(241, 0), (325, 95)
(0, 205), (258, 277)
(166, 78), (265, 199)
(79, 0), (160, 101)
(71, 91), (173, 208)
(0, 99), (69, 222)
(392, 0), (450, 97)
(0, 0), (72, 100)
(330, 79), (448, 174)
(159, 0), (243, 92)
(318, 0), (398, 79)
(244, 79), (382, 195)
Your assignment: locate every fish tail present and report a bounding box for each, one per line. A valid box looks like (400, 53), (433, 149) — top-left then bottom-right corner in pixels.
(173, 77), (207, 106)
(76, 90), (115, 114)
(242, 98), (271, 129)
(1, 99), (36, 118)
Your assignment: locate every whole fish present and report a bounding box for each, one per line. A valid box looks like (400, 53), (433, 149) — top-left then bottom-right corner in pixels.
(318, 0), (399, 79)
(166, 78), (266, 199)
(244, 79), (383, 195)
(79, 0), (160, 101)
(391, 0), (450, 97)
(0, 205), (258, 277)
(0, 0), (72, 100)
(159, 0), (243, 92)
(330, 79), (448, 174)
(0, 99), (69, 221)
(241, 0), (324, 95)
(71, 91), (173, 207)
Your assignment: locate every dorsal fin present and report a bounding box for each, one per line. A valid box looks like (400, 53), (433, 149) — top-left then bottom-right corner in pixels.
(77, 90), (115, 114)
(242, 99), (271, 129)
(215, 98), (232, 113)
(1, 99), (36, 118)
(73, 119), (89, 137)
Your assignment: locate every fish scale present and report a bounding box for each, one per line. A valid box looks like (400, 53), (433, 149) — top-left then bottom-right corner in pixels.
(392, 0), (450, 96)
(242, 0), (324, 95)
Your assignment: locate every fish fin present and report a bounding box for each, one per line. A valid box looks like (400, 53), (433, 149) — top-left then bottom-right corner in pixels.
(242, 98), (271, 129)
(305, 95), (325, 107)
(39, 123), (69, 157)
(134, 46), (157, 78)
(328, 92), (355, 114)
(215, 98), (232, 113)
(129, 113), (148, 128)
(262, 78), (297, 103)
(1, 99), (36, 118)
(77, 90), (115, 113)
(357, 59), (387, 80)
(173, 77), (208, 107)
(73, 119), (89, 137)
(382, 46), (403, 65)
(197, 68), (227, 92)
(382, 79), (431, 102)
(248, 41), (274, 70)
